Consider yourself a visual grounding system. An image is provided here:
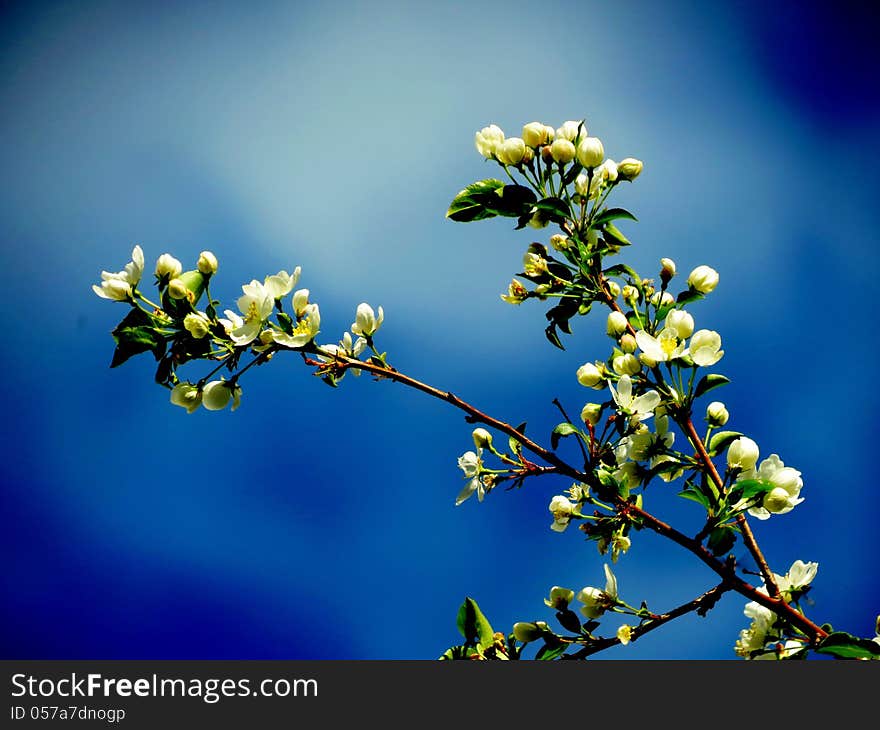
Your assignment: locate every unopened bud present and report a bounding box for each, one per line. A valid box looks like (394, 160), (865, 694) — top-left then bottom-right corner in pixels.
(555, 120), (583, 142)
(619, 333), (637, 353)
(472, 427), (493, 449)
(197, 250), (219, 275)
(612, 353), (641, 376)
(168, 277), (189, 300)
(496, 137), (526, 166)
(513, 622), (544, 643)
(155, 253), (183, 280)
(183, 312), (210, 339)
(576, 137), (604, 168)
(622, 285), (639, 303)
(688, 265), (719, 294)
(522, 122), (551, 148)
(660, 257), (676, 284)
(606, 280), (621, 298)
(706, 401), (729, 427)
(606, 311), (629, 336)
(550, 138), (576, 164)
(576, 362), (604, 389)
(617, 158), (644, 181)
(762, 487), (791, 514)
(581, 403), (603, 426)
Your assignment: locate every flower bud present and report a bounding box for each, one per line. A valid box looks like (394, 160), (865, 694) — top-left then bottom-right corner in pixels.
(727, 437), (759, 470)
(762, 487), (792, 514)
(606, 280), (621, 298)
(706, 401), (729, 427)
(617, 158), (644, 181)
(496, 137), (526, 166)
(581, 403), (603, 426)
(170, 382), (202, 414)
(649, 291), (675, 307)
(607, 311), (629, 337)
(619, 333), (637, 353)
(513, 622), (544, 644)
(688, 265), (719, 294)
(550, 138), (576, 164)
(576, 137), (605, 168)
(155, 253), (183, 280)
(183, 312), (211, 339)
(639, 352), (658, 368)
(472, 428), (493, 449)
(665, 309), (694, 339)
(197, 250), (218, 275)
(167, 277), (189, 300)
(612, 353), (641, 376)
(540, 145), (554, 164)
(622, 285), (639, 303)
(351, 302), (384, 337)
(574, 173), (592, 198)
(475, 124), (504, 158)
(292, 288), (310, 317)
(522, 122), (551, 148)
(202, 380), (233, 411)
(555, 120), (583, 141)
(660, 257), (676, 284)
(544, 586), (575, 610)
(576, 362), (604, 389)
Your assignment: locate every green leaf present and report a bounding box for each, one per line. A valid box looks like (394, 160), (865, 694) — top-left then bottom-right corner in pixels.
(602, 222), (631, 246)
(110, 314), (165, 368)
(545, 323), (564, 350)
(508, 422), (525, 456)
(446, 179), (505, 222)
(535, 641), (567, 661)
(676, 289), (705, 305)
(707, 526), (736, 557)
(816, 632), (880, 660)
(732, 479), (774, 500)
(483, 184), (537, 218)
(533, 196), (571, 222)
(555, 609), (582, 635)
(678, 486), (712, 510)
(694, 374), (731, 400)
(603, 263), (641, 285)
(551, 422), (580, 451)
(561, 161), (583, 186)
(456, 597), (495, 650)
(592, 207), (638, 227)
(708, 430), (743, 457)
(276, 312), (294, 335)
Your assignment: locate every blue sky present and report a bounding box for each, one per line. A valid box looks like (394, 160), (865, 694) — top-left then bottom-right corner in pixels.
(1, 0), (878, 659)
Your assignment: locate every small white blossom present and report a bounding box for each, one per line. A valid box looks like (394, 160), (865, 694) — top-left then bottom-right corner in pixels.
(183, 311), (211, 339)
(351, 303), (384, 337)
(727, 437), (760, 471)
(687, 265), (719, 294)
(617, 158), (644, 181)
(155, 253), (182, 280)
(744, 454), (804, 519)
(455, 449), (484, 505)
(273, 303), (321, 348)
(576, 564), (619, 619)
(264, 267), (301, 300)
(610, 374), (661, 421)
(555, 120), (583, 141)
(635, 327), (686, 363)
(292, 288), (310, 317)
(548, 495), (575, 532)
(665, 310), (694, 339)
(170, 382), (202, 414)
(475, 124), (505, 158)
(543, 586), (575, 610)
(197, 250), (218, 275)
(617, 624), (634, 645)
(230, 280), (274, 346)
(92, 245), (144, 300)
(773, 560), (818, 594)
(687, 329), (724, 367)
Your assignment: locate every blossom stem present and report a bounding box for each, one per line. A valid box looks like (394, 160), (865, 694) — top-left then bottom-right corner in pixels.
(565, 582), (732, 658)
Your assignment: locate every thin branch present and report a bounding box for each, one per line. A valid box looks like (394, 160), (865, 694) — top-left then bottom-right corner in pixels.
(565, 581), (732, 659)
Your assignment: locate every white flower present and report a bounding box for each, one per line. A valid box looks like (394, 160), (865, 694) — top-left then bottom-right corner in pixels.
(197, 250), (218, 275)
(475, 124), (505, 158)
(617, 624), (634, 645)
(273, 303), (321, 348)
(665, 310), (694, 339)
(523, 252), (549, 277)
(575, 173), (602, 199)
(219, 309), (243, 335)
(201, 380), (242, 412)
(92, 244), (144, 300)
(635, 327), (686, 363)
(170, 382), (202, 414)
(610, 375), (661, 421)
(455, 449), (485, 505)
(543, 586), (575, 610)
(183, 311), (211, 339)
(576, 137), (605, 168)
(576, 362), (604, 389)
(727, 437), (759, 471)
(628, 414), (674, 461)
(155, 253), (182, 280)
(548, 495), (575, 532)
(500, 278), (529, 304)
(264, 267), (301, 300)
(754, 640), (806, 660)
(687, 329), (724, 367)
(745, 454), (804, 520)
(687, 265), (719, 294)
(617, 158), (644, 181)
(229, 280), (275, 346)
(351, 302), (384, 337)
(649, 291), (675, 307)
(774, 560), (818, 593)
(576, 564), (619, 619)
(555, 120), (584, 141)
(610, 534), (631, 563)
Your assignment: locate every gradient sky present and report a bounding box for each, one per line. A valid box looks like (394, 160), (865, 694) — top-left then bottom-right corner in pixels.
(1, 0), (878, 659)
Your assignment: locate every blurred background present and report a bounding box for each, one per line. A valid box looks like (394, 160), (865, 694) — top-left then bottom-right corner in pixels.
(1, 0), (877, 659)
